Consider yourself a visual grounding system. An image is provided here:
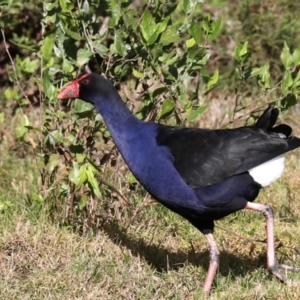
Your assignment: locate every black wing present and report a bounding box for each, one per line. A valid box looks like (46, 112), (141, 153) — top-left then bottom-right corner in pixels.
(156, 107), (300, 188)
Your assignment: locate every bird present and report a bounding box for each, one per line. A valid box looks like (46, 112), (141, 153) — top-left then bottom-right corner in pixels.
(58, 73), (300, 293)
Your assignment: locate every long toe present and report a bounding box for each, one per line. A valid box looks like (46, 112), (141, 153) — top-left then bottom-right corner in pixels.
(279, 264), (300, 272)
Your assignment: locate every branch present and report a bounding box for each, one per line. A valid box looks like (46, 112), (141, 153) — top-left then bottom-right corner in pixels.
(1, 29), (31, 105)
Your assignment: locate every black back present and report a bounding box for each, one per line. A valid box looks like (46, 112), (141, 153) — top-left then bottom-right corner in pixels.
(156, 107), (300, 188)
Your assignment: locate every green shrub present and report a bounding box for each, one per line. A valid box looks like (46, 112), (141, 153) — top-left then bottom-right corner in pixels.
(1, 0), (300, 228)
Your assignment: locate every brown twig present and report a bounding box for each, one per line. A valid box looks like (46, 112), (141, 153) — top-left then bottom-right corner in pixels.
(97, 177), (132, 208)
(219, 71), (299, 128)
(1, 29), (32, 108)
(125, 195), (155, 229)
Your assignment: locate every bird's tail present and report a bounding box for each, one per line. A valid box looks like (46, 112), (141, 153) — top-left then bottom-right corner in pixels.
(255, 106), (292, 137)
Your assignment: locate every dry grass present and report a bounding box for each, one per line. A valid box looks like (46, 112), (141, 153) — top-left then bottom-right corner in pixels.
(1, 150), (300, 299)
(1, 98), (300, 300)
(2, 0), (300, 298)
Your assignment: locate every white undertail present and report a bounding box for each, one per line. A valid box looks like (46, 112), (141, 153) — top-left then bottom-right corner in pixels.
(249, 154), (285, 187)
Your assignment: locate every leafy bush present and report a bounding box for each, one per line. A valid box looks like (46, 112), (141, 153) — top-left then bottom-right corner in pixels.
(40, 0), (224, 226)
(1, 0), (300, 229)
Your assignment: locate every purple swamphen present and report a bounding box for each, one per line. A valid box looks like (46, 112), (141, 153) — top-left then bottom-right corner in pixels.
(58, 73), (300, 293)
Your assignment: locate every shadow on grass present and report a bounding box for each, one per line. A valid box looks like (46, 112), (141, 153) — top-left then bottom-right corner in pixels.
(101, 220), (267, 281)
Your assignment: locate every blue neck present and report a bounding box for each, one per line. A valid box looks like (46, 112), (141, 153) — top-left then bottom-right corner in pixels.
(94, 93), (142, 148)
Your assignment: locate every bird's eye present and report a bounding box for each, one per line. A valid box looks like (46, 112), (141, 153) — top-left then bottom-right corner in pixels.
(82, 79), (89, 85)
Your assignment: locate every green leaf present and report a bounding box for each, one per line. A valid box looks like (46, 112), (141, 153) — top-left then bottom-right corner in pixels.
(109, 0), (122, 27)
(123, 9), (138, 29)
(93, 41), (108, 56)
(292, 70), (300, 89)
(45, 57), (54, 68)
(49, 129), (64, 144)
(59, 0), (67, 11)
(31, 193), (44, 203)
(15, 114), (30, 138)
(239, 41), (248, 57)
(186, 38), (196, 48)
(74, 99), (94, 114)
(77, 48), (93, 67)
(159, 100), (175, 119)
(234, 45), (242, 62)
(86, 164), (101, 198)
(47, 154), (61, 172)
(62, 58), (74, 73)
(21, 57), (39, 74)
(234, 42), (249, 62)
(82, 0), (89, 14)
(44, 1), (56, 11)
(292, 49), (300, 66)
(251, 63), (269, 77)
(147, 32), (159, 46)
(152, 87), (168, 98)
(187, 46), (206, 61)
(202, 15), (211, 32)
(146, 17), (170, 46)
(160, 26), (182, 46)
(76, 153), (87, 163)
(43, 70), (56, 100)
(132, 68), (144, 79)
(190, 20), (202, 45)
(183, 0), (190, 13)
(186, 105), (207, 121)
(113, 63), (130, 77)
(197, 53), (210, 65)
(65, 28), (81, 41)
(281, 41), (293, 69)
(281, 69), (293, 94)
(159, 49), (177, 64)
(280, 94), (297, 110)
(155, 17), (169, 35)
(127, 172), (137, 184)
(77, 164), (87, 187)
(53, 44), (62, 58)
(251, 63), (270, 89)
(140, 9), (165, 45)
(140, 9), (156, 43)
(207, 69), (219, 89)
(4, 88), (14, 100)
(161, 69), (178, 84)
(114, 32), (127, 56)
(208, 17), (222, 40)
(69, 162), (80, 185)
(9, 40), (39, 52)
(183, 0), (202, 13)
(41, 35), (55, 61)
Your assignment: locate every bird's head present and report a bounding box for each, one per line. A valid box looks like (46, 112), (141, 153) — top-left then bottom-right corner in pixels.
(58, 73), (114, 105)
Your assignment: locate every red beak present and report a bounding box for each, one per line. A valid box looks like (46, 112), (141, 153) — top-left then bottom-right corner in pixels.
(58, 81), (79, 100)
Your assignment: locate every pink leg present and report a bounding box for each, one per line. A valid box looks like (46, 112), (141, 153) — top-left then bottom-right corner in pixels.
(203, 233), (220, 293)
(245, 202), (300, 281)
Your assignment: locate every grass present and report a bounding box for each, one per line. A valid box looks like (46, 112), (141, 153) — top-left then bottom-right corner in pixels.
(1, 137), (300, 299)
(2, 0), (300, 298)
(0, 112), (300, 300)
